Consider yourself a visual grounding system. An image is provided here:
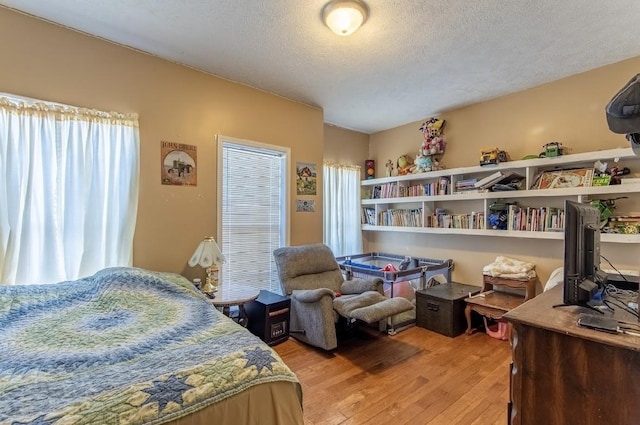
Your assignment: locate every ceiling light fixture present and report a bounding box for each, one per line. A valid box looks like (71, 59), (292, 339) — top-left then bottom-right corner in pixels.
(322, 0), (369, 36)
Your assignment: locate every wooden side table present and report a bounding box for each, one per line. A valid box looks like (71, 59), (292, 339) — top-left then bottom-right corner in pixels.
(205, 283), (260, 327)
(464, 275), (537, 335)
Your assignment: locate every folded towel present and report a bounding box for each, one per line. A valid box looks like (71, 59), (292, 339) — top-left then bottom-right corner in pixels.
(483, 256), (537, 279)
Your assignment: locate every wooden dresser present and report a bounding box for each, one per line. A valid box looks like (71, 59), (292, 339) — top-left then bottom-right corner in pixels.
(503, 285), (640, 425)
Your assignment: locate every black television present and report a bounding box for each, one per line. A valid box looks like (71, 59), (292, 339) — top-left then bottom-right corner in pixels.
(562, 200), (604, 306)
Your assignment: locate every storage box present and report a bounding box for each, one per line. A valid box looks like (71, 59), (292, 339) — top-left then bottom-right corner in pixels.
(416, 282), (481, 337)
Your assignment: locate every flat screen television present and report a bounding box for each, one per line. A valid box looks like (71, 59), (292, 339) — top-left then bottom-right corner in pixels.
(563, 200), (604, 305)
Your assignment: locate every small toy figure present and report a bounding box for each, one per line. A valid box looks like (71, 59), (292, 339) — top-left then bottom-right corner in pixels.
(480, 147), (509, 166)
(539, 142), (565, 158)
(385, 159), (394, 177)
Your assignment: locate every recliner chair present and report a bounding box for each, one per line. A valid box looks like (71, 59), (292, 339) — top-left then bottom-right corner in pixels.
(273, 243), (414, 350)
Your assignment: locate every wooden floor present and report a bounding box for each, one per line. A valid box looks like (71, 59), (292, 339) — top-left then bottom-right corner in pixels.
(273, 325), (512, 425)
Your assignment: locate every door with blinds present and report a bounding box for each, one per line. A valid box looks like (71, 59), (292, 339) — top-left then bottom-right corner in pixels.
(218, 136), (290, 294)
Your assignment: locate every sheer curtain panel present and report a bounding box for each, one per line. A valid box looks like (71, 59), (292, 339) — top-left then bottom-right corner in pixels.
(323, 162), (362, 257)
(0, 94), (140, 285)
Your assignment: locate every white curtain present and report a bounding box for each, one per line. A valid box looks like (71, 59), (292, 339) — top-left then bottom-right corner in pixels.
(323, 162), (362, 257)
(0, 94), (140, 285)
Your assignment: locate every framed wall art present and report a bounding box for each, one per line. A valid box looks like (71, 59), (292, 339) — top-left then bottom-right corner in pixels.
(296, 162), (317, 195)
(161, 141), (197, 186)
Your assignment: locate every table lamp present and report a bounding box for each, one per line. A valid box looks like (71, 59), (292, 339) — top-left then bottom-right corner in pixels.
(188, 236), (225, 294)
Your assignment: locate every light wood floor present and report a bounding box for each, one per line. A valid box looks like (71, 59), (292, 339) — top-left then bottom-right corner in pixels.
(273, 325), (512, 425)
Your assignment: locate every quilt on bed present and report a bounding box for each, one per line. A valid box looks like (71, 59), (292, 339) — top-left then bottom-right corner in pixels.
(0, 267), (300, 425)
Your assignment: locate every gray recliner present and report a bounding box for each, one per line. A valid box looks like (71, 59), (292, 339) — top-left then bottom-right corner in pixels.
(273, 243), (414, 350)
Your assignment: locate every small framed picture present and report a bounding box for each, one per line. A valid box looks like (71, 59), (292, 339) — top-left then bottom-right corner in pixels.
(296, 162), (317, 195)
(296, 199), (315, 212)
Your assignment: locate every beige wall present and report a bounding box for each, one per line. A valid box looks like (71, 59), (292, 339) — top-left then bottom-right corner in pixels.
(3, 6), (638, 287)
(323, 124), (369, 179)
(367, 57), (640, 287)
(0, 7), (324, 279)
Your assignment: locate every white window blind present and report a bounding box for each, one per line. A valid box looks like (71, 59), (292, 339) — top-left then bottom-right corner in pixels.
(219, 137), (289, 294)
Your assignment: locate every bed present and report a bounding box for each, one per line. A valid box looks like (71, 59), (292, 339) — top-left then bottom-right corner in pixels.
(0, 267), (304, 425)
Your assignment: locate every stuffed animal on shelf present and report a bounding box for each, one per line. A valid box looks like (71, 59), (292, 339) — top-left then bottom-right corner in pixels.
(418, 117), (447, 157)
(411, 154), (432, 173)
(396, 154), (414, 175)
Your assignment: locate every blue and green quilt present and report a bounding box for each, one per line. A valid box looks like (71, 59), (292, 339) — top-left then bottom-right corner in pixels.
(0, 267), (300, 425)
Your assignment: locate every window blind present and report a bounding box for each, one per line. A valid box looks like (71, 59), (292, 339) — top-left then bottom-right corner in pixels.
(220, 139), (288, 294)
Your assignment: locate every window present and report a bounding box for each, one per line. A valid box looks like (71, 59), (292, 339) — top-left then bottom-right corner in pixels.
(0, 93), (140, 285)
(323, 162), (362, 257)
(218, 136), (289, 294)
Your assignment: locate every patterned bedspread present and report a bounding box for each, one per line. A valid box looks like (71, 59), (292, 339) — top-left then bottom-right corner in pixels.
(0, 267), (300, 425)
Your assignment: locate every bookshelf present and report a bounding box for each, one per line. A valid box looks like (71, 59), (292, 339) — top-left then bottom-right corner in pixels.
(361, 147), (640, 244)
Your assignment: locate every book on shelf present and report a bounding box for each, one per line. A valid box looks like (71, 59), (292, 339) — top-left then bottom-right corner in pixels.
(621, 177), (640, 185)
(438, 177), (450, 195)
(361, 207), (376, 225)
(609, 215), (640, 222)
(454, 188), (488, 195)
(474, 171), (504, 188)
(475, 171), (524, 189)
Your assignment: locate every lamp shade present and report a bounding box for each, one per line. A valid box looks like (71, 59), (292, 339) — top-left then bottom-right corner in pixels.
(322, 0), (368, 36)
(188, 236), (225, 268)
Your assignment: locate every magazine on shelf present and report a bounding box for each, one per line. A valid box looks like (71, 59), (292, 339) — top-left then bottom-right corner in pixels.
(535, 168), (594, 190)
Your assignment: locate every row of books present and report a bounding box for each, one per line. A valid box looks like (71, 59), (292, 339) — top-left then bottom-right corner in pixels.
(362, 207), (424, 227)
(425, 212), (486, 229)
(506, 205), (565, 232)
(369, 179), (451, 199)
(378, 208), (423, 227)
(363, 207), (486, 230)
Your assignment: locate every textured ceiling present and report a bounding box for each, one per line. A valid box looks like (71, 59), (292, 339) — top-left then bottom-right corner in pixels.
(2, 0), (640, 134)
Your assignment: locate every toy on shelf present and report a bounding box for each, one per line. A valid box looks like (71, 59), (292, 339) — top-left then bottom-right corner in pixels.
(539, 142), (565, 158)
(413, 118), (446, 173)
(396, 154), (414, 175)
(365, 159), (375, 180)
(385, 159), (394, 177)
(591, 197), (628, 229)
(412, 155), (433, 173)
(480, 147), (509, 166)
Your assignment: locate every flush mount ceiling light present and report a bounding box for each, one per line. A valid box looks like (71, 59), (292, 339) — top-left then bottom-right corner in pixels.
(322, 0), (369, 36)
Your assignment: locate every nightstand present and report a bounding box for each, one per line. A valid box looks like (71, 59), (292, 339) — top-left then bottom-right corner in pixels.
(202, 283), (260, 327)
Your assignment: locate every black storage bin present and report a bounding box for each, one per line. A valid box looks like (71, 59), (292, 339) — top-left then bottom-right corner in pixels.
(416, 282), (481, 337)
(245, 290), (290, 346)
